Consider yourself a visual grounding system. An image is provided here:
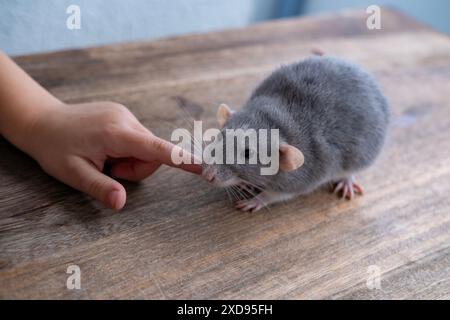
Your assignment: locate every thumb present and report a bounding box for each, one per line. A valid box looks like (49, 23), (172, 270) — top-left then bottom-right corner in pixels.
(63, 157), (127, 210)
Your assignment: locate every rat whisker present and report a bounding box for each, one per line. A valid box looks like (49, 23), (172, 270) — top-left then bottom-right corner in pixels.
(177, 116), (203, 152)
(178, 110), (207, 150)
(231, 185), (246, 201)
(227, 186), (238, 200)
(224, 187), (234, 203)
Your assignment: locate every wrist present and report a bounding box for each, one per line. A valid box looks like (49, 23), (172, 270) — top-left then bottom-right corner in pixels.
(0, 51), (65, 155)
(2, 101), (65, 156)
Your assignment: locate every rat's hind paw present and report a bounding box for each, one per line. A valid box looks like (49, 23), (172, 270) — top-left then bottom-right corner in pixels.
(333, 176), (363, 200)
(235, 198), (264, 212)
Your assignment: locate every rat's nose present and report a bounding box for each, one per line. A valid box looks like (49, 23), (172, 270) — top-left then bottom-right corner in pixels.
(203, 168), (217, 183)
(206, 173), (216, 183)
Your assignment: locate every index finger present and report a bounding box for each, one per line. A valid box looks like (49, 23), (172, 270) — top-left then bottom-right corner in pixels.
(126, 132), (202, 175)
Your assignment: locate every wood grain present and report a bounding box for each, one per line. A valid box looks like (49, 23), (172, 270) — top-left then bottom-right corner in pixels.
(1, 8), (450, 299)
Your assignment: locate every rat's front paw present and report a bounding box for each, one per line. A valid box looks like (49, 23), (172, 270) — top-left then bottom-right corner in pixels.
(235, 197), (264, 212)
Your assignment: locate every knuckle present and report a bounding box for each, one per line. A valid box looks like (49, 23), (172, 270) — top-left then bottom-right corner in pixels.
(106, 102), (127, 112)
(65, 157), (79, 173)
(151, 138), (168, 153)
(102, 123), (124, 138)
(103, 102), (130, 121)
(38, 160), (59, 178)
(85, 177), (105, 199)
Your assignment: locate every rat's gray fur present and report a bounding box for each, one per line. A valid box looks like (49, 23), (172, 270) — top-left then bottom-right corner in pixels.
(208, 56), (389, 196)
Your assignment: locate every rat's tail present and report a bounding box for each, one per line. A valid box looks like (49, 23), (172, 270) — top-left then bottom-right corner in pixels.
(311, 47), (325, 56)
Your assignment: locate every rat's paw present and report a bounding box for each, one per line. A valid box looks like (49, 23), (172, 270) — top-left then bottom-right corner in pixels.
(333, 176), (363, 200)
(235, 197), (264, 212)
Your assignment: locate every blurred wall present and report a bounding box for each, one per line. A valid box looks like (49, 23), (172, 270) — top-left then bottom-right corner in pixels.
(1, 0), (449, 56)
(0, 0), (280, 56)
(299, 0), (450, 35)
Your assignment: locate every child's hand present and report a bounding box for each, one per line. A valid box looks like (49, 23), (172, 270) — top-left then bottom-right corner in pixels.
(21, 102), (201, 210)
(0, 52), (200, 210)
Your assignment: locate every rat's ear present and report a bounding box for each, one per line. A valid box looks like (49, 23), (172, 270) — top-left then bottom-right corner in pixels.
(217, 103), (233, 128)
(279, 144), (304, 172)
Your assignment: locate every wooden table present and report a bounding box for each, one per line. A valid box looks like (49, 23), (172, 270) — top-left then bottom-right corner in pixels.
(1, 8), (450, 299)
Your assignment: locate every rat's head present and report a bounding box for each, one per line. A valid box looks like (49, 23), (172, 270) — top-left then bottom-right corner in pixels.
(202, 103), (304, 190)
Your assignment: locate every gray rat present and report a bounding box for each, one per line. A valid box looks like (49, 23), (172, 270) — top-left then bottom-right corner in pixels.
(202, 55), (389, 212)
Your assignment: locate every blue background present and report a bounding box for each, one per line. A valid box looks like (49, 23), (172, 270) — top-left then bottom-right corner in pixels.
(1, 0), (449, 56)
